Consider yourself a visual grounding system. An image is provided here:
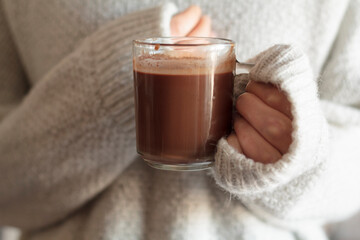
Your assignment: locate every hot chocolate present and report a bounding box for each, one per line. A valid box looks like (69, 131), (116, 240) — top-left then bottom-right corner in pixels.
(133, 57), (234, 164)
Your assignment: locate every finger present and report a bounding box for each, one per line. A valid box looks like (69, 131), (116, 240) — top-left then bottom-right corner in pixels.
(246, 81), (293, 119)
(236, 92), (292, 154)
(170, 5), (202, 36)
(226, 133), (242, 153)
(234, 115), (282, 164)
(187, 15), (211, 37)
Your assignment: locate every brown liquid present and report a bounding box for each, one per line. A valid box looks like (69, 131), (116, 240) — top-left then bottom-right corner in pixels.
(134, 71), (234, 164)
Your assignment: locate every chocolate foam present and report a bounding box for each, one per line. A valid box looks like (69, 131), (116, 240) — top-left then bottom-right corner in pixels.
(134, 54), (235, 75)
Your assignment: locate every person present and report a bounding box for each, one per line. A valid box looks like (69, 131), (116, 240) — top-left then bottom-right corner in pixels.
(0, 1), (359, 239)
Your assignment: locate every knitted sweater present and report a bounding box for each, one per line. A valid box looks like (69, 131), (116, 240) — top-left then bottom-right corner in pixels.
(0, 0), (360, 239)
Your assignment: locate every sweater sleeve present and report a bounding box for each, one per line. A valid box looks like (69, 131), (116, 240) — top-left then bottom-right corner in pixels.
(0, 3), (177, 231)
(212, 0), (360, 228)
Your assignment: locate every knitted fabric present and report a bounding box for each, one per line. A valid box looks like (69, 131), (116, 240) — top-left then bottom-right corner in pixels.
(1, 1), (360, 239)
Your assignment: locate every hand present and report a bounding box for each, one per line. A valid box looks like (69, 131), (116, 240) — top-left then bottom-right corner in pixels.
(170, 5), (215, 37)
(227, 81), (293, 164)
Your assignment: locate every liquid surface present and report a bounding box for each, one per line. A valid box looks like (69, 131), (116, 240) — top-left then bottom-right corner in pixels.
(134, 71), (234, 164)
(133, 54), (235, 75)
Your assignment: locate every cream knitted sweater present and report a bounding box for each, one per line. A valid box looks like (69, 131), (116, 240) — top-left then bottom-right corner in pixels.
(1, 0), (360, 240)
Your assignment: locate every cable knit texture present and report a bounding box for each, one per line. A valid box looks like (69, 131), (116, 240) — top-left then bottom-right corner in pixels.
(1, 0), (360, 240)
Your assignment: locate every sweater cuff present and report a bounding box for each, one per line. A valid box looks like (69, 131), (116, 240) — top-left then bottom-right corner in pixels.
(212, 45), (329, 195)
(159, 3), (178, 36)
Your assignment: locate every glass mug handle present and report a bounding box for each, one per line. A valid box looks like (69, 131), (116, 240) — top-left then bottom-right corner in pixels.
(236, 60), (255, 73)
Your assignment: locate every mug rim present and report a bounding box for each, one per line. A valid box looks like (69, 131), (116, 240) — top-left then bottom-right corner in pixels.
(133, 37), (234, 47)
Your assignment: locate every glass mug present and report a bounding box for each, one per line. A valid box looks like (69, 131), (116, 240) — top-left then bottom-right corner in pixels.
(133, 37), (250, 171)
